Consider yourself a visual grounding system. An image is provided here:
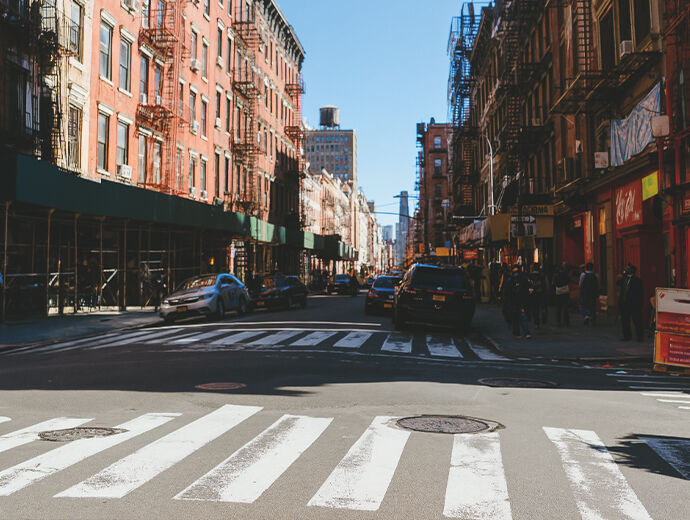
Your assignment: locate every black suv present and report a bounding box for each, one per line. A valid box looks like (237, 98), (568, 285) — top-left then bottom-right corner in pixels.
(393, 264), (475, 331)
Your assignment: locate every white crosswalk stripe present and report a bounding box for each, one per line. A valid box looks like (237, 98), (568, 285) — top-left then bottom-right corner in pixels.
(426, 335), (462, 358)
(444, 432), (511, 519)
(381, 334), (413, 354)
(333, 331), (373, 349)
(0, 417), (10, 425)
(308, 416), (409, 511)
(0, 413), (178, 496)
(290, 331), (338, 347)
(209, 330), (265, 345)
(167, 329), (236, 344)
(465, 339), (510, 361)
(544, 427), (652, 520)
(248, 330), (303, 346)
(0, 417), (92, 455)
(176, 414), (331, 503)
(638, 436), (690, 479)
(57, 405), (261, 499)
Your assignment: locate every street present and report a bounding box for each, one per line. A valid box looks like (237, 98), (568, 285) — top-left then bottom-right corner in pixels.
(0, 293), (688, 520)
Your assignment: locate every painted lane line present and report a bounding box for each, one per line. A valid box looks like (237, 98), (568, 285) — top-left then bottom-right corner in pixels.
(543, 427), (652, 520)
(290, 331), (338, 347)
(680, 406), (690, 410)
(308, 416), (410, 511)
(629, 386), (690, 390)
(426, 336), (463, 358)
(638, 436), (690, 479)
(615, 379), (690, 385)
(640, 393), (690, 398)
(380, 334), (413, 354)
(248, 330), (303, 346)
(333, 332), (373, 349)
(167, 330), (236, 344)
(0, 418), (92, 455)
(0, 413), (178, 496)
(607, 373), (690, 380)
(443, 431), (511, 519)
(209, 330), (265, 345)
(56, 405), (262, 499)
(176, 414), (332, 503)
(655, 399), (690, 404)
(141, 330), (206, 344)
(465, 340), (510, 361)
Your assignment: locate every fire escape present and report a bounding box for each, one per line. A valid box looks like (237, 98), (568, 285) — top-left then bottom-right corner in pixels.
(231, 1), (263, 216)
(414, 123), (426, 255)
(285, 72), (305, 228)
(665, 0), (690, 148)
(137, 0), (187, 194)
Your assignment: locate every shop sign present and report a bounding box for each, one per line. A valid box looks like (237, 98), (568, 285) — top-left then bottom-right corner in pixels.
(509, 205), (554, 216)
(682, 191), (690, 215)
(615, 181), (643, 229)
(511, 216), (537, 237)
(654, 288), (690, 369)
(594, 152), (609, 169)
(462, 249), (479, 260)
(435, 247), (451, 257)
(641, 171), (659, 201)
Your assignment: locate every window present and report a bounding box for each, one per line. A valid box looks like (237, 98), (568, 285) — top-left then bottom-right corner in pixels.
(154, 65), (161, 100)
(191, 31), (198, 61)
(138, 134), (147, 183)
(153, 141), (161, 184)
(434, 158), (442, 175)
(178, 82), (184, 116)
(435, 184), (441, 197)
(119, 38), (131, 91)
(214, 152), (220, 197)
(599, 8), (615, 70)
(633, 0), (650, 44)
(190, 91), (196, 124)
(433, 136), (442, 149)
(116, 121), (129, 168)
(189, 156), (197, 191)
(142, 0), (150, 28)
(175, 147), (182, 190)
(67, 105), (81, 169)
(201, 99), (207, 136)
(215, 91), (222, 120)
(139, 56), (149, 100)
(224, 155), (230, 193)
(217, 27), (223, 60)
(69, 2), (83, 61)
(204, 0), (210, 16)
(200, 158), (207, 193)
(99, 21), (113, 80)
(202, 42), (208, 77)
(97, 112), (109, 171)
(226, 37), (232, 71)
(156, 0), (164, 28)
(225, 96), (231, 132)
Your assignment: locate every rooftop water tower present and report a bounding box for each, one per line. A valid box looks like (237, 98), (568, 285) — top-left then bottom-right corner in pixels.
(320, 106), (340, 129)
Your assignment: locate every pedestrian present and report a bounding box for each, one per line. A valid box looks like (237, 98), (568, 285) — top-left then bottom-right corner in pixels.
(489, 262), (500, 303)
(502, 264), (532, 339)
(528, 263), (547, 327)
(619, 263), (644, 341)
(468, 260), (482, 302)
(579, 262), (600, 325)
(553, 262), (570, 327)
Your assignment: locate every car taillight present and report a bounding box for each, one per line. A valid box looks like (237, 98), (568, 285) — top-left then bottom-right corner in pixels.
(401, 287), (417, 296)
(368, 289), (378, 299)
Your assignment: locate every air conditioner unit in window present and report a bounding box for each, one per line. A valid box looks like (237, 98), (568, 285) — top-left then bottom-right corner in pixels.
(139, 93), (147, 105)
(200, 190), (208, 200)
(118, 164), (132, 179)
(190, 59), (201, 72)
(155, 94), (162, 105)
(192, 120), (200, 133)
(189, 187), (197, 198)
(216, 55), (223, 67)
(215, 117), (222, 128)
(619, 40), (633, 59)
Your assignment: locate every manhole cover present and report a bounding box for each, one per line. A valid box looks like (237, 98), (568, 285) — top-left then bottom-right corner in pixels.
(195, 382), (247, 391)
(396, 415), (500, 434)
(39, 427), (127, 442)
(479, 377), (557, 388)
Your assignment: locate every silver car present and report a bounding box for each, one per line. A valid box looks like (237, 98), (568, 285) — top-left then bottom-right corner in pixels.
(159, 273), (250, 324)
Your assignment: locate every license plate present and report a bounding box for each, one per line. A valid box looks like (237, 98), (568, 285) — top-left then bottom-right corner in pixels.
(177, 306), (188, 312)
(432, 295), (446, 302)
(256, 301), (265, 306)
(384, 303), (393, 308)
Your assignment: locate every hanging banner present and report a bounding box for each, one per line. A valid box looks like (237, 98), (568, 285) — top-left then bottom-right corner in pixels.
(611, 83), (660, 167)
(641, 171), (659, 201)
(615, 180), (643, 229)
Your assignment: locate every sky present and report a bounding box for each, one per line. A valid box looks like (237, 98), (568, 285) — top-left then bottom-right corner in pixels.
(277, 0), (463, 228)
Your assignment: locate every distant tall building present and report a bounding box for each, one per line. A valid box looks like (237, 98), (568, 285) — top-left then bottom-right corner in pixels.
(382, 225), (394, 242)
(305, 106), (357, 185)
(395, 191), (409, 266)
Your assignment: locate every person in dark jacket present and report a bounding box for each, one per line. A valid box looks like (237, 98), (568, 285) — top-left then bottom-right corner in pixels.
(502, 264), (532, 338)
(553, 262), (571, 327)
(528, 263), (548, 327)
(579, 262), (600, 325)
(619, 263), (644, 341)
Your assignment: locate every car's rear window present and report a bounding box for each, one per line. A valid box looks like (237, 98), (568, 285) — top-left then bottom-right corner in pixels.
(262, 276), (286, 289)
(178, 275), (216, 290)
(373, 277), (401, 289)
(411, 267), (468, 289)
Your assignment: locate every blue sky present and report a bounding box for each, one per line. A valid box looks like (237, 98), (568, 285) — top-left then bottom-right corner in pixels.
(278, 0), (462, 227)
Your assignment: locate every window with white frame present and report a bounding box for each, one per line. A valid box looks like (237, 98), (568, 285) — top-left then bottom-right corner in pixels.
(97, 112), (109, 171)
(138, 134), (147, 183)
(139, 56), (149, 100)
(189, 154), (197, 188)
(202, 42), (208, 77)
(67, 105), (82, 170)
(201, 98), (207, 136)
(119, 38), (131, 91)
(153, 141), (161, 184)
(116, 121), (129, 168)
(200, 157), (207, 194)
(69, 2), (83, 61)
(100, 20), (113, 80)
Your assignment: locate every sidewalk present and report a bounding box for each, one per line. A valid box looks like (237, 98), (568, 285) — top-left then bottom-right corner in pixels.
(473, 304), (653, 361)
(0, 308), (161, 349)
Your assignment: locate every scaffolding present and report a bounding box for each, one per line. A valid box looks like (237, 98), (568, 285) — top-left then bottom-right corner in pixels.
(137, 0), (188, 194)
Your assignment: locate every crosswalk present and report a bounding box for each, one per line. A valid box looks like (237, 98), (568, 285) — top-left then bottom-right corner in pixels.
(0, 406), (687, 517)
(608, 372), (690, 411)
(5, 326), (512, 362)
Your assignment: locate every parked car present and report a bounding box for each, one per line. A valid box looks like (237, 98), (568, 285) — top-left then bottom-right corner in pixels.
(393, 264), (475, 331)
(363, 276), (376, 289)
(160, 273), (250, 324)
(252, 274), (308, 310)
(326, 274), (358, 295)
(364, 276), (401, 314)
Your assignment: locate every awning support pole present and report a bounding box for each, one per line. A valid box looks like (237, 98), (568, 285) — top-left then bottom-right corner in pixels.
(2, 202), (10, 323)
(73, 214), (79, 314)
(45, 209), (54, 317)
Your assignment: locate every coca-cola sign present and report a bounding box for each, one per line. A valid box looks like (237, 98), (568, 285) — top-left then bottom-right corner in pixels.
(615, 181), (643, 229)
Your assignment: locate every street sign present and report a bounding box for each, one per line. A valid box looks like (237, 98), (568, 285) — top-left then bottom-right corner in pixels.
(594, 152), (609, 169)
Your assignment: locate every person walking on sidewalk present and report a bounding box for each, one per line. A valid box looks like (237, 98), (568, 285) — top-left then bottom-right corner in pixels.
(528, 263), (548, 327)
(502, 264), (532, 339)
(619, 263), (644, 341)
(553, 262), (571, 327)
(579, 263), (600, 325)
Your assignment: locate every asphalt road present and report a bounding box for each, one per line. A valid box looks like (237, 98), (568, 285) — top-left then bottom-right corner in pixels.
(0, 292), (688, 520)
